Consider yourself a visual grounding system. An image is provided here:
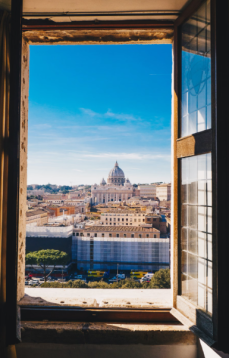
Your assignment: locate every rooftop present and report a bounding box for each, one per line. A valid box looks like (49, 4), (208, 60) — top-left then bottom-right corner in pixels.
(26, 209), (48, 217)
(102, 209), (143, 214)
(80, 226), (160, 233)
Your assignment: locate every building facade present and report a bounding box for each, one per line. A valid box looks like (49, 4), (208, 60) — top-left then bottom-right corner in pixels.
(138, 184), (156, 198)
(72, 226), (168, 271)
(91, 161), (139, 204)
(26, 209), (48, 226)
(100, 210), (146, 226)
(156, 184), (171, 201)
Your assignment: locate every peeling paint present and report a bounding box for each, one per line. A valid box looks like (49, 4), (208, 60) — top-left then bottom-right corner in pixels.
(23, 28), (173, 45)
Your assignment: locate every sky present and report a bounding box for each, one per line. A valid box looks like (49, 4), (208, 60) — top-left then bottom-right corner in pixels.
(28, 44), (172, 186)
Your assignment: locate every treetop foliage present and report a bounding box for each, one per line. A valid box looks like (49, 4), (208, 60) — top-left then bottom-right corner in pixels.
(40, 269), (171, 289)
(150, 268), (170, 288)
(26, 249), (69, 267)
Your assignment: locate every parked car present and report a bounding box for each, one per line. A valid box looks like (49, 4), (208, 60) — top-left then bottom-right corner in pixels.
(109, 276), (120, 283)
(29, 280), (39, 286)
(140, 273), (154, 283)
(25, 281), (29, 285)
(73, 275), (83, 280)
(117, 274), (125, 279)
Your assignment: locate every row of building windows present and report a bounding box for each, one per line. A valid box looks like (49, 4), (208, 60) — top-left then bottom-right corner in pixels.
(75, 232), (157, 238)
(102, 213), (144, 216)
(105, 218), (144, 222)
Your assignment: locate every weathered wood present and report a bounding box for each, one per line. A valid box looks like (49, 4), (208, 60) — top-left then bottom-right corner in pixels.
(172, 23), (179, 310)
(176, 129), (212, 158)
(22, 28), (174, 45)
(6, 0), (23, 346)
(20, 307), (179, 323)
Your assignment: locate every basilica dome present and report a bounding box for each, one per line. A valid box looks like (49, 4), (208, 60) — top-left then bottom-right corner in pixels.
(107, 161), (125, 185)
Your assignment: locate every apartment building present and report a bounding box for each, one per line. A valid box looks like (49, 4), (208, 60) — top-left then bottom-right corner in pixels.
(100, 210), (146, 226)
(145, 214), (167, 234)
(73, 225), (160, 239)
(138, 184), (156, 198)
(156, 184), (171, 201)
(72, 225), (168, 271)
(47, 206), (75, 217)
(26, 209), (48, 226)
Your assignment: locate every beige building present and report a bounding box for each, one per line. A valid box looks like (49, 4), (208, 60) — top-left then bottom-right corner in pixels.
(138, 184), (156, 197)
(73, 225), (160, 239)
(156, 183), (171, 201)
(26, 209), (48, 226)
(145, 214), (167, 234)
(91, 162), (139, 204)
(100, 210), (146, 226)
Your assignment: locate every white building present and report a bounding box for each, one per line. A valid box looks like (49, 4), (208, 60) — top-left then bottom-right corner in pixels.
(156, 184), (171, 201)
(72, 235), (169, 271)
(91, 161), (139, 204)
(138, 184), (156, 197)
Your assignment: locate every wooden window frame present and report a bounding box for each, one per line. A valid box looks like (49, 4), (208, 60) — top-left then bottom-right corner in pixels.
(3, 0), (229, 353)
(173, 0), (229, 352)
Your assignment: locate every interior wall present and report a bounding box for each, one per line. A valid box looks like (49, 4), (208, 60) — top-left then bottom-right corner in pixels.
(16, 343), (198, 358)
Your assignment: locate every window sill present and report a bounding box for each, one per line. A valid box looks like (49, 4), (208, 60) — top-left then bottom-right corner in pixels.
(19, 288), (172, 309)
(20, 321), (196, 345)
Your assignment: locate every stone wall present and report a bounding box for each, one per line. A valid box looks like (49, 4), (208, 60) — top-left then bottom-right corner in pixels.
(17, 39), (29, 301)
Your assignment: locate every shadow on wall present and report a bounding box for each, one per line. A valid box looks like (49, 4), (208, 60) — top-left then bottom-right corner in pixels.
(17, 344), (198, 358)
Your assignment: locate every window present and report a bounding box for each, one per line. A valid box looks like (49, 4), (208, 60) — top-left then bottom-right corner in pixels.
(109, 234), (112, 237)
(1, 0), (228, 352)
(154, 235), (157, 238)
(80, 233), (84, 237)
(116, 234), (119, 238)
(124, 234), (126, 238)
(131, 234), (134, 238)
(94, 233), (97, 237)
(139, 234), (142, 238)
(181, 0), (211, 137)
(181, 154), (212, 314)
(102, 233), (104, 237)
(146, 234), (149, 238)
(87, 233), (90, 237)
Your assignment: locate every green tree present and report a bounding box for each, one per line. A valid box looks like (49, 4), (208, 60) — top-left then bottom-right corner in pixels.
(26, 249), (69, 282)
(150, 269), (170, 288)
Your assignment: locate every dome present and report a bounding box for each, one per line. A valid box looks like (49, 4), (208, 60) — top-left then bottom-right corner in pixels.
(100, 178), (106, 185)
(108, 161), (125, 178)
(107, 161), (125, 186)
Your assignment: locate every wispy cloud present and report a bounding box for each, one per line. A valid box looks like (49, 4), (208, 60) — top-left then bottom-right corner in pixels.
(33, 123), (52, 129)
(82, 152), (170, 161)
(80, 108), (142, 122)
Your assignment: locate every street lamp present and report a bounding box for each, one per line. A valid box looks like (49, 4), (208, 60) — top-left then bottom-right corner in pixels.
(117, 263), (119, 282)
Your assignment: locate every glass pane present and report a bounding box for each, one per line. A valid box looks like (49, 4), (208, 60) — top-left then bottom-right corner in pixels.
(181, 153), (212, 315)
(181, 0), (211, 137)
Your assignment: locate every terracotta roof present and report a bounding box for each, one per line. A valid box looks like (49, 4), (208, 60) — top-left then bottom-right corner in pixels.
(80, 226), (160, 233)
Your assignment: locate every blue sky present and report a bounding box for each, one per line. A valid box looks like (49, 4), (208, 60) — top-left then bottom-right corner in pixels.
(28, 44), (172, 185)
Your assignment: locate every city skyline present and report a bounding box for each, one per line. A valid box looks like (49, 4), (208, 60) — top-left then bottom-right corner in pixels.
(28, 44), (172, 185)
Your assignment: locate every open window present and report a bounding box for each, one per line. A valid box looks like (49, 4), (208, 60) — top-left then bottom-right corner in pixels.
(172, 0), (229, 351)
(1, 0), (229, 354)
